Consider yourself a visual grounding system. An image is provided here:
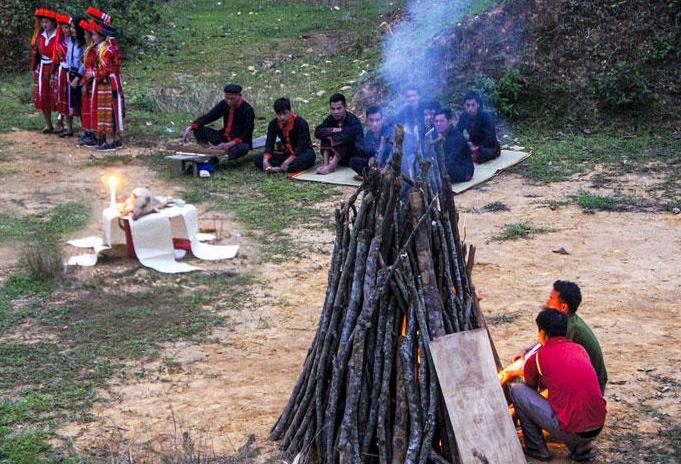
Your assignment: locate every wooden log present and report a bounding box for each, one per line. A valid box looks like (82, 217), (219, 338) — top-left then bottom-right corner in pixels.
(378, 299), (398, 464)
(408, 190), (447, 339)
(401, 293), (423, 463)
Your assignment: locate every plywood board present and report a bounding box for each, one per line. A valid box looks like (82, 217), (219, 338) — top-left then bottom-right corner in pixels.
(430, 329), (526, 464)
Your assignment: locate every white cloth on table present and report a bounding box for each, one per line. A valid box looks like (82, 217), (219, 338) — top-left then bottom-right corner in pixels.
(68, 204), (238, 273)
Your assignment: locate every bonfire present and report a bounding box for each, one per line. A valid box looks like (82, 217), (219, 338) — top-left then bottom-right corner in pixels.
(271, 125), (491, 464)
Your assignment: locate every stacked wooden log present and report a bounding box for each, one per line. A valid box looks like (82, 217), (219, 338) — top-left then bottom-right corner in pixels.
(271, 126), (480, 464)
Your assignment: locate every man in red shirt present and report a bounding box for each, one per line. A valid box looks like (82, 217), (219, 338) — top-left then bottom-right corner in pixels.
(510, 308), (607, 462)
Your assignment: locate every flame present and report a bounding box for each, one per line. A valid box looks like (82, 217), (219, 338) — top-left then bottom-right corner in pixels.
(400, 315), (407, 336)
(103, 174), (120, 188)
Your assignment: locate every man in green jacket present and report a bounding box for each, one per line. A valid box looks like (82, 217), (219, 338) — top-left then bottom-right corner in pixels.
(513, 280), (608, 394)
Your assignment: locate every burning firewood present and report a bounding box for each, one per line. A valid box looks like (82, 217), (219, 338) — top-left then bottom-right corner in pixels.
(271, 125), (483, 464)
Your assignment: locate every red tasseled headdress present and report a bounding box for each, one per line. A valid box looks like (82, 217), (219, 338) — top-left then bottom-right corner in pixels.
(32, 8), (58, 47)
(86, 6), (113, 26)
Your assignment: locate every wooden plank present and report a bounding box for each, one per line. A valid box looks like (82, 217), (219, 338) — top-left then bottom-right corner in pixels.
(430, 329), (526, 464)
(165, 153), (212, 161)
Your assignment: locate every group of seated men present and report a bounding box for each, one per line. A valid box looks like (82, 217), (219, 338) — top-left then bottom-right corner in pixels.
(508, 280), (608, 462)
(182, 83), (501, 182)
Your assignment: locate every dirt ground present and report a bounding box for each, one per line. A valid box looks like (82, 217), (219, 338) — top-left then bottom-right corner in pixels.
(1, 131), (679, 463)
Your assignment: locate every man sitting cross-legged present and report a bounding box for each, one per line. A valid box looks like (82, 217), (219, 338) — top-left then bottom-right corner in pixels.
(510, 308), (607, 462)
(182, 83), (255, 162)
(314, 93), (364, 175)
(455, 91), (501, 163)
(433, 108), (474, 183)
(254, 98), (316, 174)
(349, 105), (393, 178)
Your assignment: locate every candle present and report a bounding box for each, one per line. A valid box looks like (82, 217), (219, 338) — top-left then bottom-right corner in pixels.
(107, 176), (119, 209)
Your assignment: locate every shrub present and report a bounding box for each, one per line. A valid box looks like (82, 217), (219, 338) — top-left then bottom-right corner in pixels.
(20, 240), (64, 283)
(474, 68), (526, 119)
(594, 62), (652, 111)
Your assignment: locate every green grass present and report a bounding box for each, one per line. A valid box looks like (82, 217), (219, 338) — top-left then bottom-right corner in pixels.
(516, 126), (681, 210)
(0, 270), (250, 461)
(118, 0), (397, 143)
(481, 201), (509, 212)
(492, 221), (553, 241)
(572, 190), (640, 212)
(152, 154), (339, 260)
(0, 202), (90, 246)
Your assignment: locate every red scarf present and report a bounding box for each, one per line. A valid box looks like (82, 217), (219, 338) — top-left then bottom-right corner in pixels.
(224, 97), (244, 139)
(279, 113), (298, 156)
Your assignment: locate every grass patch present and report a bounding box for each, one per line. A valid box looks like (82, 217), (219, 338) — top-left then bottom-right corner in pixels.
(0, 270), (250, 460)
(151, 154), (338, 260)
(0, 202), (90, 246)
(572, 190), (640, 212)
(518, 127), (680, 176)
(487, 312), (519, 325)
(480, 201), (509, 212)
(492, 221), (553, 241)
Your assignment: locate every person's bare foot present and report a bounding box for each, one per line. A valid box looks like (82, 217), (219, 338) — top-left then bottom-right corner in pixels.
(316, 164), (330, 175)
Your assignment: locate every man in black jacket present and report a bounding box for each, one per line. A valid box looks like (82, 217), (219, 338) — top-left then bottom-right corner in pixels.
(314, 93), (364, 175)
(434, 108), (474, 183)
(349, 105), (393, 177)
(455, 91), (500, 163)
(254, 98), (316, 173)
(392, 85), (427, 137)
(182, 83), (255, 161)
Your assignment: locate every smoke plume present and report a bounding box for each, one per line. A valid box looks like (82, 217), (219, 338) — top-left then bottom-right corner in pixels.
(380, 0), (477, 101)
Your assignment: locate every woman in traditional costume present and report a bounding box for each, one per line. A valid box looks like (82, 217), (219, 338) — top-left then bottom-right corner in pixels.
(53, 13), (71, 134)
(87, 7), (125, 146)
(87, 21), (122, 151)
(80, 19), (98, 146)
(31, 8), (59, 133)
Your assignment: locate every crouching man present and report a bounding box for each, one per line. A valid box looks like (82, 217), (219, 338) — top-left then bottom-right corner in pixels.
(255, 98), (316, 173)
(510, 308), (607, 462)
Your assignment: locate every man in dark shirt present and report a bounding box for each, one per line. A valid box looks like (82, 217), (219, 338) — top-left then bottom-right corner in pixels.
(349, 106), (393, 177)
(392, 85), (426, 137)
(182, 83), (255, 161)
(254, 97), (316, 174)
(510, 308), (606, 462)
(433, 108), (474, 183)
(423, 99), (441, 139)
(455, 91), (500, 163)
(314, 93), (364, 175)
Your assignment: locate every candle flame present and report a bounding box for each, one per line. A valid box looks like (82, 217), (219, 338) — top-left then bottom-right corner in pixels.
(106, 175), (119, 188)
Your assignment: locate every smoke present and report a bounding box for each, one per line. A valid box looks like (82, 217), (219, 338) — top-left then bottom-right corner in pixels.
(380, 0), (477, 102)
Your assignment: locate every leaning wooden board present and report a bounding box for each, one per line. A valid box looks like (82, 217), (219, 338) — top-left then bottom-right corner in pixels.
(430, 329), (526, 464)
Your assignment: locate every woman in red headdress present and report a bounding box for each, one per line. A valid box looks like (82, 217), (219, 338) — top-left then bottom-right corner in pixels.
(31, 8), (59, 133)
(86, 22), (122, 151)
(86, 7), (125, 143)
(80, 19), (98, 146)
(53, 14), (71, 133)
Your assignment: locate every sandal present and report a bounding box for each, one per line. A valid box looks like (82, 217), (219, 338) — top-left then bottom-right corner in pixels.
(59, 131), (74, 138)
(42, 126), (54, 134)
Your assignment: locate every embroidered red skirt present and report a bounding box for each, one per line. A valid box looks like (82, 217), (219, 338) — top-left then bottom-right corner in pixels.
(54, 64), (69, 116)
(33, 61), (54, 111)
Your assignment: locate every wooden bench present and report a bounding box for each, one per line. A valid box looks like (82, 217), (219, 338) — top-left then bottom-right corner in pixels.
(165, 135), (267, 176)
